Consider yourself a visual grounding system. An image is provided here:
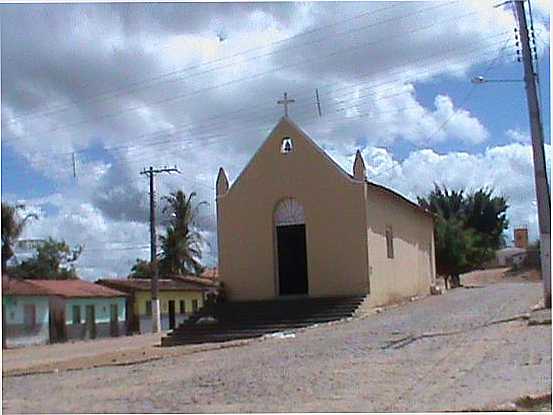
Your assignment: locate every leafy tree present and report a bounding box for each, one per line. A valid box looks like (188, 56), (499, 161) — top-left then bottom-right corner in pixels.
(1, 202), (37, 272)
(418, 185), (509, 288)
(159, 191), (206, 276)
(128, 258), (156, 279)
(528, 239), (540, 251)
(9, 237), (82, 280)
(433, 217), (478, 289)
(463, 188), (509, 261)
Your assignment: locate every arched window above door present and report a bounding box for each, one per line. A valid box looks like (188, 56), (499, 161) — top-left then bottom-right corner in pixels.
(274, 198), (305, 226)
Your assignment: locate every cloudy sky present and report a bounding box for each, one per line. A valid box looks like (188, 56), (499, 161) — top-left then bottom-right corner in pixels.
(1, 1), (550, 280)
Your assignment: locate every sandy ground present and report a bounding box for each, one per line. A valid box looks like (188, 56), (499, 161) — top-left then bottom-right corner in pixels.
(2, 277), (550, 413)
(462, 266), (542, 286)
(2, 267), (538, 376)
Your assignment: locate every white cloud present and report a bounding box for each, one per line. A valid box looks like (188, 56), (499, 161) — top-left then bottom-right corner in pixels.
(506, 128), (530, 143)
(333, 142), (551, 244)
(1, 2), (548, 278)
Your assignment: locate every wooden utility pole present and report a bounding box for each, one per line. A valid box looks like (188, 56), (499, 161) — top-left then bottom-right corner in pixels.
(140, 165), (180, 332)
(514, 0), (551, 307)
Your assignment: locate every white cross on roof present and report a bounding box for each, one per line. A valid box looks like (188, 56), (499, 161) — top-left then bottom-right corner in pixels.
(277, 92), (295, 117)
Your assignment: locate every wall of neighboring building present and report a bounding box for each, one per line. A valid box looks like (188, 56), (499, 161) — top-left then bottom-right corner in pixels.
(217, 118), (370, 301)
(63, 297), (127, 340)
(134, 290), (204, 333)
(365, 186), (436, 307)
(3, 295), (50, 348)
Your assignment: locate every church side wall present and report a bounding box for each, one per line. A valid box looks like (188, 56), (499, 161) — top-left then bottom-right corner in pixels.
(217, 120), (369, 301)
(365, 187), (435, 307)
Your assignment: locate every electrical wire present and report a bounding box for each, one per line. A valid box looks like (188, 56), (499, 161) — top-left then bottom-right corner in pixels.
(3, 5), (490, 141)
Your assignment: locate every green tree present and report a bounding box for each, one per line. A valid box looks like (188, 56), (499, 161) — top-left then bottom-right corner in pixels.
(433, 217), (478, 289)
(10, 237), (82, 280)
(1, 202), (37, 272)
(158, 191), (206, 276)
(418, 185), (509, 288)
(128, 258), (156, 279)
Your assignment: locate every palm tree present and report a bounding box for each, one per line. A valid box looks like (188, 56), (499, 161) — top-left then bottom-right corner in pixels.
(1, 203), (37, 273)
(159, 191), (206, 276)
(418, 185), (508, 289)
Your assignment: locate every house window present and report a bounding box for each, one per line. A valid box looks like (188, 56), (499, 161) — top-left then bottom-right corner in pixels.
(386, 226), (394, 259)
(281, 137), (293, 154)
(145, 300), (152, 316)
(180, 300), (186, 314)
(23, 304), (36, 328)
(73, 305), (81, 324)
(192, 299), (199, 312)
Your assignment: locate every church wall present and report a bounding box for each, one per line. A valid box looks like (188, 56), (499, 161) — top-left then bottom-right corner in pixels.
(217, 119), (370, 301)
(365, 187), (435, 307)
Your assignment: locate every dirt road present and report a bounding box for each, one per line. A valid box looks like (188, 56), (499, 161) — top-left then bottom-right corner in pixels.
(2, 281), (551, 413)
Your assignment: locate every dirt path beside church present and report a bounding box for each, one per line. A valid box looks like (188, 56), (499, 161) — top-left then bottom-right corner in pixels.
(3, 279), (550, 413)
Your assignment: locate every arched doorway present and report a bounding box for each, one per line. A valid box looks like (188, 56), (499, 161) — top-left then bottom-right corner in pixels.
(274, 198), (309, 296)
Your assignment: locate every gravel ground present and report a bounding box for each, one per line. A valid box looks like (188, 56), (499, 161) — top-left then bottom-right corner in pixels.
(2, 333), (163, 373)
(2, 281), (550, 413)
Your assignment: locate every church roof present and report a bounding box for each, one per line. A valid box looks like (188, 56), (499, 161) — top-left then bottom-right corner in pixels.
(225, 116), (434, 218)
(364, 180), (434, 218)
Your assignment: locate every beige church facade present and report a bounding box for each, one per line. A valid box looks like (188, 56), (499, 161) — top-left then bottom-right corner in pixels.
(216, 116), (436, 307)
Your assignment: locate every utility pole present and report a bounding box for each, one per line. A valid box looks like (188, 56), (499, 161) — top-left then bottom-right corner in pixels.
(514, 0), (551, 308)
(315, 88), (322, 117)
(72, 152), (77, 179)
(140, 165), (181, 332)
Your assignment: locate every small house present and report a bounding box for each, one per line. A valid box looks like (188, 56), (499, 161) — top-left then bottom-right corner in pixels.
(2, 277), (51, 348)
(495, 247), (528, 267)
(27, 279), (127, 342)
(96, 278), (210, 333)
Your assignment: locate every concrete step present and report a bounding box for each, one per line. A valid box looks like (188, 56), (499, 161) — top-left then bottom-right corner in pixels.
(162, 295), (366, 347)
(169, 319), (343, 336)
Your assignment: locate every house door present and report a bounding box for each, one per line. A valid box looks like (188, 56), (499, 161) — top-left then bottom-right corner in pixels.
(277, 224), (309, 296)
(49, 306), (66, 343)
(85, 305), (96, 340)
(168, 300), (176, 330)
(110, 304), (119, 337)
(23, 304), (36, 329)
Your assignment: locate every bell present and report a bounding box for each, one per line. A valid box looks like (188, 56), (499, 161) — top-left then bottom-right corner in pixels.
(284, 141), (292, 152)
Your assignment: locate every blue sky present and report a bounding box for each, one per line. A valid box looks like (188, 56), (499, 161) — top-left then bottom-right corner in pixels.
(1, 1), (550, 279)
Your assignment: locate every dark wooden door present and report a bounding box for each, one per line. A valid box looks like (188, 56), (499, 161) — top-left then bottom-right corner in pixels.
(110, 304), (119, 337)
(168, 300), (176, 330)
(23, 304), (36, 329)
(85, 305), (96, 339)
(277, 224), (309, 296)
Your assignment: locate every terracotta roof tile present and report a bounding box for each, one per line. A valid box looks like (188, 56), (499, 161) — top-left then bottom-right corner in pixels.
(2, 277), (51, 296)
(96, 278), (208, 293)
(25, 279), (127, 298)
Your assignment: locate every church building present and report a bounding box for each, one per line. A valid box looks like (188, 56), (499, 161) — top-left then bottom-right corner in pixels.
(215, 107), (436, 307)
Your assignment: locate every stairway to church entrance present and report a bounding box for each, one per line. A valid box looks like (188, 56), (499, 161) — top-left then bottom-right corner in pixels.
(161, 296), (365, 347)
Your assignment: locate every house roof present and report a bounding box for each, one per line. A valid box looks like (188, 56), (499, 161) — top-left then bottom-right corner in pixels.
(2, 277), (51, 297)
(24, 279), (127, 298)
(496, 247), (527, 257)
(170, 273), (219, 287)
(96, 278), (209, 293)
(200, 267), (219, 280)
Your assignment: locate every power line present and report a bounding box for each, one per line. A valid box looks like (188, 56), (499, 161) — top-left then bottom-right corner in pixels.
(367, 36), (513, 183)
(2, 34), (513, 163)
(3, 5), (489, 141)
(6, 2), (449, 124)
(3, 48), (517, 187)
